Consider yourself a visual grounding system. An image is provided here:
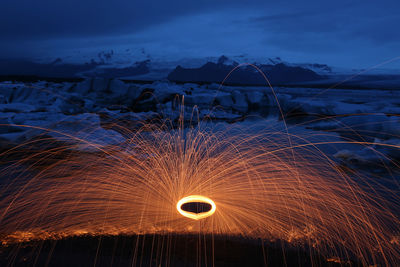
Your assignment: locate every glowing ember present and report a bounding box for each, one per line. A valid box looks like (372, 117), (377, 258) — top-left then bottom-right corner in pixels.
(176, 195), (216, 220)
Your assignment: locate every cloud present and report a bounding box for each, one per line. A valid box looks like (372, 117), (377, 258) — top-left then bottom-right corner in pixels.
(1, 0), (193, 39)
(0, 0), (399, 69)
(0, 0), (267, 40)
(247, 1), (400, 45)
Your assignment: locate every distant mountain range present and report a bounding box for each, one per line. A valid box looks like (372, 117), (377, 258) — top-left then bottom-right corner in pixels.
(0, 55), (325, 84)
(167, 56), (324, 85)
(0, 55), (398, 89)
(0, 58), (150, 79)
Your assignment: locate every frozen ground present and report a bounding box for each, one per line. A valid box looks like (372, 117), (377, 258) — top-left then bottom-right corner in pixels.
(0, 78), (399, 267)
(0, 78), (399, 170)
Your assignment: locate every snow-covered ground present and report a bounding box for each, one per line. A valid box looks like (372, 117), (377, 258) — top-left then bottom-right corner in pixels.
(0, 78), (399, 169)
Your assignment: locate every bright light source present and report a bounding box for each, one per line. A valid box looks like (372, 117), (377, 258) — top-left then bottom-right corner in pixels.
(176, 195), (216, 220)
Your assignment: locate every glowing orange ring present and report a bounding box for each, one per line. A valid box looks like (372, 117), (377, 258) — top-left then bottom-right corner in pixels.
(176, 195), (216, 220)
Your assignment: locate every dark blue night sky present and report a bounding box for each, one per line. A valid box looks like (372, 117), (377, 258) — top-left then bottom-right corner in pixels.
(1, 0), (400, 69)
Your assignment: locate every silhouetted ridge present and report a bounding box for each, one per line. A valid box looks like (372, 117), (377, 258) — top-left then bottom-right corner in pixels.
(167, 58), (324, 85)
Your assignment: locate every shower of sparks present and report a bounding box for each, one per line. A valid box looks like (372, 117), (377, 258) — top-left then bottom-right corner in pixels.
(0, 115), (399, 266)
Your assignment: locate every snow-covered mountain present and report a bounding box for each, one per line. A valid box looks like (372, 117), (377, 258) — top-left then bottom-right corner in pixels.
(0, 53), (398, 89)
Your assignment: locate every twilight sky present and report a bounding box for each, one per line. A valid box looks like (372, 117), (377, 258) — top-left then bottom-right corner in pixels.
(1, 0), (399, 69)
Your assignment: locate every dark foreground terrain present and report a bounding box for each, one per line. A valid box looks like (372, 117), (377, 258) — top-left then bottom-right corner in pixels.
(0, 234), (354, 267)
